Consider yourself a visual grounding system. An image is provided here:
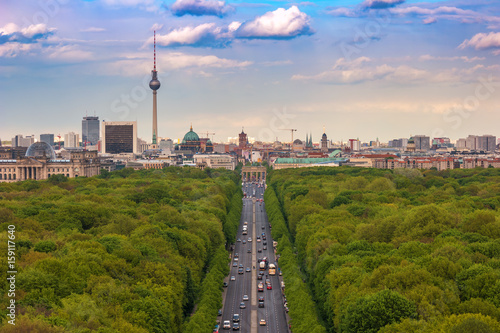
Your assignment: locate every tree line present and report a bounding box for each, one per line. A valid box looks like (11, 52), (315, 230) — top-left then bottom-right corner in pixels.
(0, 166), (241, 332)
(266, 166), (500, 333)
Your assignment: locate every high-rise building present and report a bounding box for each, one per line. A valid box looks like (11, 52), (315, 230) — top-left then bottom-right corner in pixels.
(239, 128), (247, 148)
(477, 135), (496, 152)
(64, 132), (80, 148)
(82, 116), (100, 146)
(349, 139), (361, 152)
(321, 128), (328, 152)
(40, 134), (54, 147)
(149, 31), (161, 148)
(413, 135), (430, 151)
(102, 121), (137, 154)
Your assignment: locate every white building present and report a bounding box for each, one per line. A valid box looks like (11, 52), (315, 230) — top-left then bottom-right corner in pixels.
(193, 154), (236, 170)
(64, 132), (80, 148)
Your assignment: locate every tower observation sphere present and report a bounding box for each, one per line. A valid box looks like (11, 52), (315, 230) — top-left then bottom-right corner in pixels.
(150, 77), (161, 90)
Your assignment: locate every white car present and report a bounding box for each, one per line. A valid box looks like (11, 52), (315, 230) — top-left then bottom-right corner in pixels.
(223, 320), (231, 329)
(243, 295), (249, 301)
(248, 238), (252, 242)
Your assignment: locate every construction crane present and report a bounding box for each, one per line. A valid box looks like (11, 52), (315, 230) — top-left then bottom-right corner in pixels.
(280, 129), (297, 151)
(203, 131), (215, 142)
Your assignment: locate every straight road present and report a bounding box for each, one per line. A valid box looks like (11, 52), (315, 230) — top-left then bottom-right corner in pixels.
(221, 182), (288, 333)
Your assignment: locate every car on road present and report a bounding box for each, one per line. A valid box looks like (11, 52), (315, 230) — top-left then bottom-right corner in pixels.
(257, 274), (263, 280)
(234, 253), (239, 258)
(239, 264), (243, 268)
(237, 238), (241, 242)
(247, 248), (251, 253)
(223, 320), (231, 329)
(233, 262), (238, 267)
(259, 319), (267, 326)
(243, 295), (249, 301)
(218, 309), (222, 316)
(233, 314), (240, 322)
(242, 240), (246, 244)
(263, 246), (267, 250)
(234, 257), (238, 262)
(258, 296), (264, 302)
(232, 322), (240, 330)
(263, 241), (267, 245)
(223, 282), (228, 287)
(258, 301), (264, 308)
(258, 283), (264, 292)
(257, 238), (261, 243)
(248, 237), (252, 242)
(246, 267), (251, 272)
(258, 248), (262, 253)
(261, 226), (265, 229)
(230, 276), (236, 281)
(239, 302), (246, 309)
(265, 279), (270, 284)
(267, 284), (272, 290)
(244, 221), (248, 225)
(238, 268), (244, 274)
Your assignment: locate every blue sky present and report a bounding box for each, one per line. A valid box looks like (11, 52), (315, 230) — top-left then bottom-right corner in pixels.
(1, 0), (499, 144)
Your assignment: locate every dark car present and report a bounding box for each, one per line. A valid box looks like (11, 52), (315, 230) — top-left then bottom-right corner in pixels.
(223, 282), (228, 287)
(247, 248), (251, 253)
(258, 301), (264, 308)
(263, 241), (267, 245)
(258, 296), (264, 302)
(218, 309), (222, 316)
(232, 322), (240, 330)
(258, 248), (262, 253)
(257, 274), (263, 280)
(238, 268), (244, 274)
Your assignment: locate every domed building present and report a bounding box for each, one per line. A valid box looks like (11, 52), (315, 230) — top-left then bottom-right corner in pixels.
(0, 142), (100, 183)
(406, 137), (416, 152)
(177, 125), (201, 153)
(25, 142), (56, 160)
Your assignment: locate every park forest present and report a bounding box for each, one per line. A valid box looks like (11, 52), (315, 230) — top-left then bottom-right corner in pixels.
(266, 166), (500, 333)
(0, 167), (242, 332)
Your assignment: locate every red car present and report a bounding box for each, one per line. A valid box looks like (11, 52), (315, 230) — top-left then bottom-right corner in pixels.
(267, 284), (272, 290)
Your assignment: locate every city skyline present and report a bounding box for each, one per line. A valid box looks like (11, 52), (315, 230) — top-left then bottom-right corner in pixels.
(1, 0), (500, 143)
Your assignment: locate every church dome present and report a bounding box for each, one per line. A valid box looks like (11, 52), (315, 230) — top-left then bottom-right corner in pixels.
(25, 142), (56, 160)
(293, 139), (303, 145)
(408, 137), (415, 144)
(182, 126), (200, 143)
(322, 133), (327, 139)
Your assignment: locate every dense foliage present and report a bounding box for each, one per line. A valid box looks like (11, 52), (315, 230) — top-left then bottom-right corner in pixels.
(267, 166), (500, 333)
(0, 167), (241, 332)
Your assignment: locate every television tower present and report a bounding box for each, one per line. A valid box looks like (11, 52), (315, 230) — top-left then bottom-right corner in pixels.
(149, 30), (161, 147)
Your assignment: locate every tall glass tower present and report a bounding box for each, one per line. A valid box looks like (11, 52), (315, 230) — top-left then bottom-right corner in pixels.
(82, 116), (100, 146)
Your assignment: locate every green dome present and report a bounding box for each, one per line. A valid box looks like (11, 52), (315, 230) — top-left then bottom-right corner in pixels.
(408, 137), (414, 144)
(182, 126), (200, 143)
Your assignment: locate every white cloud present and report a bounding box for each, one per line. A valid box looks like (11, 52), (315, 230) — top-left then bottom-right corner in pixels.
(45, 45), (94, 62)
(0, 23), (55, 43)
(291, 57), (495, 84)
(103, 52), (252, 76)
(419, 55), (485, 62)
(459, 32), (500, 50)
(80, 27), (106, 33)
(361, 0), (404, 9)
(171, 0), (234, 17)
(150, 23), (163, 32)
(236, 6), (314, 39)
(326, 7), (357, 17)
(151, 23), (231, 47)
(0, 43), (37, 58)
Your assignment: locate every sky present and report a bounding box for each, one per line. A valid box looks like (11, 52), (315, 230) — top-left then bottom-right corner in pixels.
(1, 0), (500, 144)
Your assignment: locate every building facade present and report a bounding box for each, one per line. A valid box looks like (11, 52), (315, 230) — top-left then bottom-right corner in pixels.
(40, 134), (55, 147)
(64, 132), (80, 148)
(0, 142), (100, 183)
(82, 116), (100, 146)
(102, 121), (138, 154)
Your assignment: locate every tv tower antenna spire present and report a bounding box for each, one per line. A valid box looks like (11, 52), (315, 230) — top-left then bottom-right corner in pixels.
(149, 30), (161, 147)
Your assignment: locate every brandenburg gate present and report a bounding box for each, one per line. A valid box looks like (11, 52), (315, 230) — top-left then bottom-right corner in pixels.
(241, 166), (267, 182)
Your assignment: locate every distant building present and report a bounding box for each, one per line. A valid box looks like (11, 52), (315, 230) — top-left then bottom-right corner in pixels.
(40, 134), (54, 147)
(413, 135), (430, 151)
(456, 135), (496, 152)
(102, 121), (138, 154)
(64, 132), (80, 148)
(12, 135), (35, 148)
(194, 154), (237, 170)
(82, 116), (100, 146)
(349, 139), (361, 152)
(321, 131), (328, 153)
(0, 142), (100, 183)
(159, 138), (173, 150)
(239, 129), (248, 148)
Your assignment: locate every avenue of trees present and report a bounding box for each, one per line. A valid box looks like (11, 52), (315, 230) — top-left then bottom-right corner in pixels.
(0, 167), (242, 332)
(265, 166), (500, 333)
